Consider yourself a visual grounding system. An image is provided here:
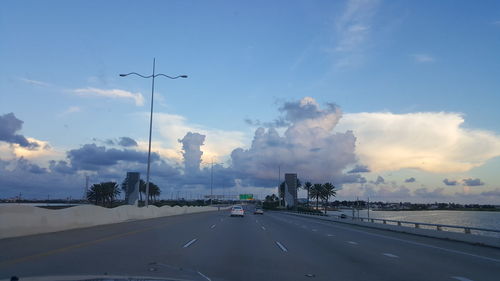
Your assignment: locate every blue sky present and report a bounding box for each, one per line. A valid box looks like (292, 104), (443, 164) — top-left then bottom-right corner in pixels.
(1, 0), (500, 203)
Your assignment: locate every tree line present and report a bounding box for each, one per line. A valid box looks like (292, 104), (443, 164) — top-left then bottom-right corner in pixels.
(267, 180), (336, 214)
(86, 178), (161, 207)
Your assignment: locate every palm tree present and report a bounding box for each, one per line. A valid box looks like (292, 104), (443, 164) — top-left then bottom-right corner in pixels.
(87, 182), (120, 207)
(309, 184), (324, 211)
(304, 182), (312, 207)
(148, 182), (161, 202)
(322, 182), (336, 214)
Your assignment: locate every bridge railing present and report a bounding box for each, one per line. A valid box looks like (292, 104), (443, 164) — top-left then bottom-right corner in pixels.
(338, 215), (500, 236)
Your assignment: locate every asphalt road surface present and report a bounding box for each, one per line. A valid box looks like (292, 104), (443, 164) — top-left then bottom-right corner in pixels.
(1, 205), (499, 281)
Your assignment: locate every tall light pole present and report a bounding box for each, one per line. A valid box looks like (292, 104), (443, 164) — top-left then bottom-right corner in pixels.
(120, 58), (187, 207)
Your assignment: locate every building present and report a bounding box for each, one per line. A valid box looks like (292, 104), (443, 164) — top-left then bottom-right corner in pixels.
(284, 173), (298, 209)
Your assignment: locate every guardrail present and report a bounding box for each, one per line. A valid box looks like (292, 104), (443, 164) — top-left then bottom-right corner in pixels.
(297, 210), (328, 216)
(327, 214), (500, 236)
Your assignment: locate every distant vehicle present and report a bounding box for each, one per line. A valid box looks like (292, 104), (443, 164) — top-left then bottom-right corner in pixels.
(254, 208), (264, 215)
(340, 214), (347, 219)
(230, 205), (244, 217)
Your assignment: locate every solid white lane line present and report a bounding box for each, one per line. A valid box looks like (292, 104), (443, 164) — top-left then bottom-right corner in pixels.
(282, 214), (500, 263)
(382, 253), (399, 258)
(261, 226), (266, 230)
(183, 238), (198, 248)
(451, 277), (474, 281)
(275, 241), (288, 252)
(210, 224), (216, 229)
(348, 241), (358, 245)
(197, 271), (212, 281)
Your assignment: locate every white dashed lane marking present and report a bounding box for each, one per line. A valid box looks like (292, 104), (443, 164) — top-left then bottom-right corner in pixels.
(210, 224), (216, 229)
(327, 234), (335, 237)
(451, 277), (474, 281)
(275, 241), (288, 252)
(382, 253), (399, 258)
(183, 238), (198, 248)
(347, 241), (358, 245)
(312, 229), (318, 232)
(261, 226), (266, 231)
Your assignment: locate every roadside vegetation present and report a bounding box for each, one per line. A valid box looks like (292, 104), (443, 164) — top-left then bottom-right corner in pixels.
(264, 180), (337, 214)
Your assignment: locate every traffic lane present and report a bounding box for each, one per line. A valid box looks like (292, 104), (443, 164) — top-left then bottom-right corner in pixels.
(281, 212), (500, 260)
(258, 212), (412, 281)
(0, 210), (227, 280)
(180, 208), (334, 281)
(0, 210), (221, 263)
(277, 212), (500, 261)
(268, 212), (500, 281)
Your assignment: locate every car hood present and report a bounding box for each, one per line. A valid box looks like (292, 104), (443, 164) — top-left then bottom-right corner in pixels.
(0, 275), (196, 281)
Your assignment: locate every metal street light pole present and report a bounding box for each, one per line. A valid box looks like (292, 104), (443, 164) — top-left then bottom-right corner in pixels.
(210, 158), (213, 206)
(120, 58), (187, 207)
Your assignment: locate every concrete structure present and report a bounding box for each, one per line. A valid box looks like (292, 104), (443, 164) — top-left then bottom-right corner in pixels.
(0, 204), (219, 239)
(284, 173), (298, 208)
(124, 172), (140, 205)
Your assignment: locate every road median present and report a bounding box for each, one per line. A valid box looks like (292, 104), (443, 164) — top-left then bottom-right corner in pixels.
(0, 204), (219, 239)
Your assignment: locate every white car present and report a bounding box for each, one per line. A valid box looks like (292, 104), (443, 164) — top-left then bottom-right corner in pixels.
(230, 205), (244, 217)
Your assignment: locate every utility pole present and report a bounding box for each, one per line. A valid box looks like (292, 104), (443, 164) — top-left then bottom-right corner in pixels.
(278, 165), (281, 207)
(367, 197), (370, 219)
(210, 158), (214, 205)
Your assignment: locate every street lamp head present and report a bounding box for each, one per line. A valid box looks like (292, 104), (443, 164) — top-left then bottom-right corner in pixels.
(119, 74), (126, 77)
(180, 75), (188, 78)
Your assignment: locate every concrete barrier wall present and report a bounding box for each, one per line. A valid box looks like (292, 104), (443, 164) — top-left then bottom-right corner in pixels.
(0, 204), (220, 239)
(286, 212), (500, 248)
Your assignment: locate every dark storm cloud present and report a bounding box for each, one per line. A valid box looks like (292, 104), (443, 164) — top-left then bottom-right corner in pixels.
(67, 143), (159, 171)
(17, 157), (47, 174)
(443, 178), (457, 186)
(405, 177), (416, 183)
(49, 160), (75, 174)
(371, 176), (385, 185)
(462, 178), (484, 186)
(0, 113), (39, 148)
(348, 164), (370, 173)
(118, 137), (138, 147)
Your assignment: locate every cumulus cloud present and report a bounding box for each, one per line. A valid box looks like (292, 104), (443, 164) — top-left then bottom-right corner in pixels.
(152, 112), (246, 162)
(348, 164), (370, 173)
(462, 178), (484, 186)
(230, 97), (357, 186)
(443, 178), (458, 186)
(337, 112), (500, 173)
(73, 88), (145, 106)
(178, 132), (205, 175)
(405, 177), (416, 183)
(118, 137), (138, 147)
(0, 113), (39, 149)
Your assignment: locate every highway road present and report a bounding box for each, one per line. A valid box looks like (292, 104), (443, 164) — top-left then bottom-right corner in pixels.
(1, 205), (499, 281)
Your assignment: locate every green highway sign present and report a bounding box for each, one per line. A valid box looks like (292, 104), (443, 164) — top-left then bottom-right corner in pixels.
(239, 194), (254, 200)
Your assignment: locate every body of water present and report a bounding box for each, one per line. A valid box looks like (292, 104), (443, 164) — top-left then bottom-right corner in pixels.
(328, 209), (500, 238)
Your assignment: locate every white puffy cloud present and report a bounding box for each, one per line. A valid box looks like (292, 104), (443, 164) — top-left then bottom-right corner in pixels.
(152, 112), (247, 164)
(230, 97), (358, 185)
(337, 112), (500, 173)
